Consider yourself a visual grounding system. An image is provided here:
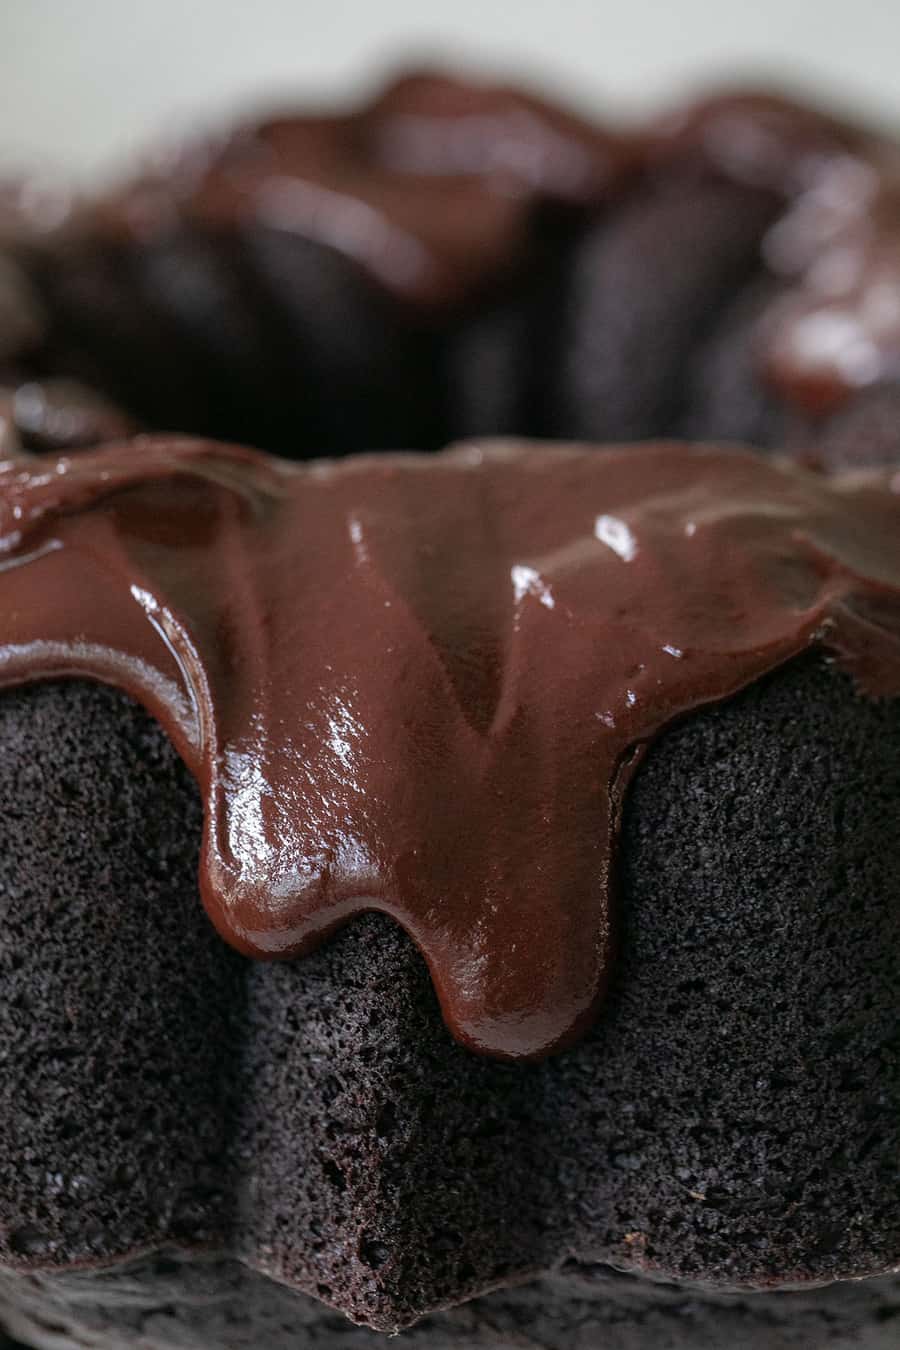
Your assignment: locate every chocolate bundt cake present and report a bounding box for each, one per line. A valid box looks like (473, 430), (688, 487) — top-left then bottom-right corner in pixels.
(0, 435), (899, 1350)
(1, 65), (900, 1350)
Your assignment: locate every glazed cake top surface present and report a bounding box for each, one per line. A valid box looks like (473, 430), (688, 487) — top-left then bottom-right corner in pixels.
(1, 436), (900, 1058)
(59, 71), (900, 416)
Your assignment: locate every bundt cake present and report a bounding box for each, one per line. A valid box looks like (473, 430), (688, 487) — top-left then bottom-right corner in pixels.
(0, 66), (899, 1350)
(0, 435), (899, 1350)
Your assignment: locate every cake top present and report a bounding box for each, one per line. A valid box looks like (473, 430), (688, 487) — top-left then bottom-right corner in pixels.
(1, 437), (900, 1059)
(84, 71), (637, 307)
(62, 71), (900, 416)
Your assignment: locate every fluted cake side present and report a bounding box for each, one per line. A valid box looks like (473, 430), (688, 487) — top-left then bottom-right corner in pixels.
(1, 656), (898, 1340)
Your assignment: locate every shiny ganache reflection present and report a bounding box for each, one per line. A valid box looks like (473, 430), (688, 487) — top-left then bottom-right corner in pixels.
(1, 438), (900, 1060)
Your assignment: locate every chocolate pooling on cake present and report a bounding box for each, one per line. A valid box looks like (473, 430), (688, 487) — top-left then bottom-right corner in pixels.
(1, 437), (899, 1060)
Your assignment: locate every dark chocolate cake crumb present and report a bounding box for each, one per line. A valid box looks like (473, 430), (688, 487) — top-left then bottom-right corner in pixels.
(1, 656), (897, 1339)
(0, 682), (246, 1271)
(681, 279), (794, 449)
(552, 175), (778, 442)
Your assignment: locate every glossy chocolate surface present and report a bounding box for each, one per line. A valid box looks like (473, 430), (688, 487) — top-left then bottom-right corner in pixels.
(1, 437), (900, 1059)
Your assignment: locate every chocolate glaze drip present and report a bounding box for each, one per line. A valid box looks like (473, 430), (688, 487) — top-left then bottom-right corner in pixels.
(1, 437), (900, 1060)
(71, 72), (900, 411)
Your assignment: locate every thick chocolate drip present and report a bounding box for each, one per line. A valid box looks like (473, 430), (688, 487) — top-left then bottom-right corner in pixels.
(1, 437), (900, 1060)
(70, 73), (900, 411)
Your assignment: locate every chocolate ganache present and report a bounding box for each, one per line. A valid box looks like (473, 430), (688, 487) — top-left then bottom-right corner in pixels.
(1, 437), (900, 1060)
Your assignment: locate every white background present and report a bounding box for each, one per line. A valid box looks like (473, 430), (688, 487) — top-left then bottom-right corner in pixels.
(3, 1), (900, 180)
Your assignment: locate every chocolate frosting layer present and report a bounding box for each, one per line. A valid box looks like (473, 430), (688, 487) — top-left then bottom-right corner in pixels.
(70, 72), (900, 412)
(1, 438), (900, 1059)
